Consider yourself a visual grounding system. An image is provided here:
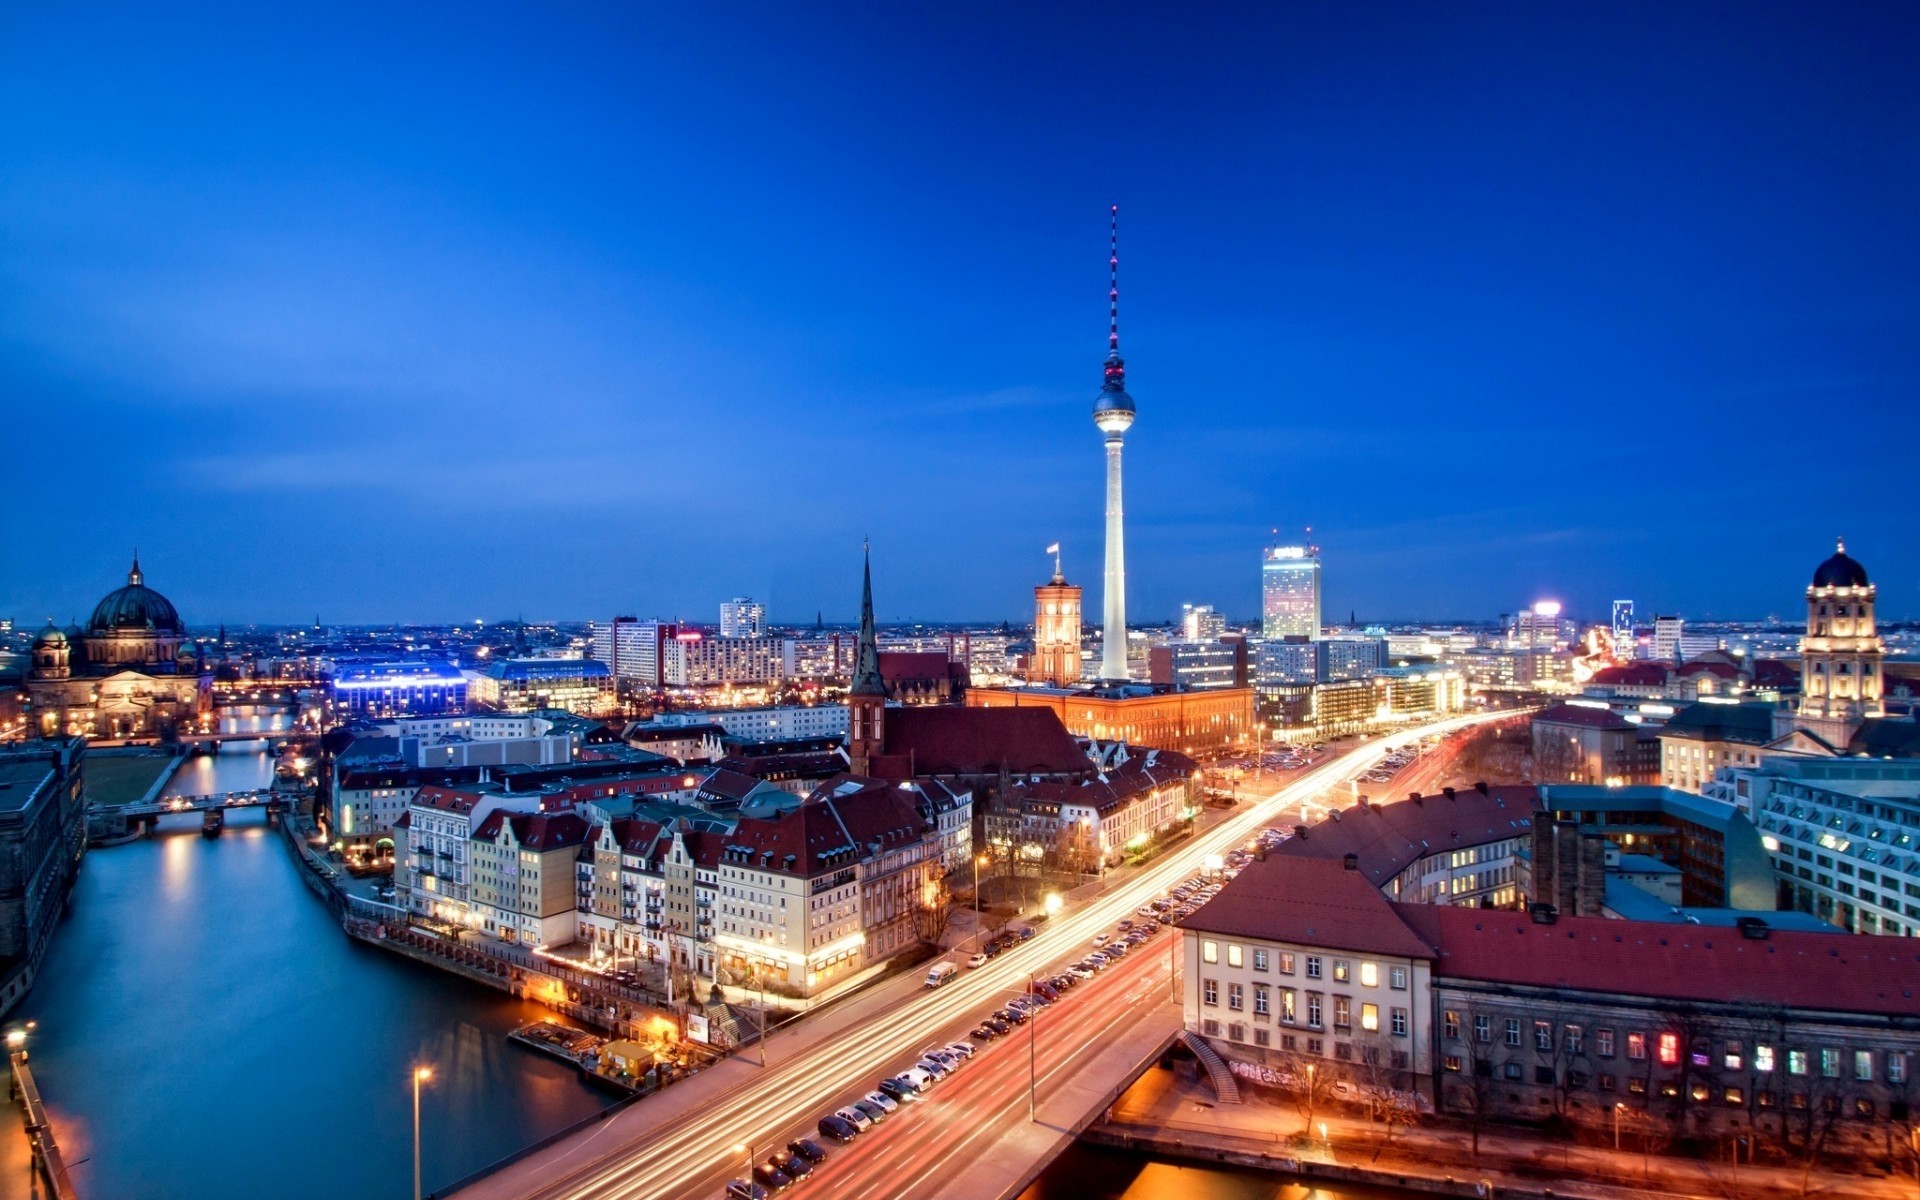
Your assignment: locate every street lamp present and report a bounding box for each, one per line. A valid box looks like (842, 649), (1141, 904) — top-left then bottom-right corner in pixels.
(412, 1066), (432, 1200)
(731, 1140), (754, 1182)
(973, 851), (990, 948)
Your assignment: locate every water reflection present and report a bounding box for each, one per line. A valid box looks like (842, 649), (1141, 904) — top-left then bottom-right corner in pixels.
(3, 719), (616, 1200)
(1019, 1143), (1409, 1200)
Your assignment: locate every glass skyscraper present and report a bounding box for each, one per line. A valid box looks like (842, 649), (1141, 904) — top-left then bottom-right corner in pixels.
(1261, 545), (1322, 640)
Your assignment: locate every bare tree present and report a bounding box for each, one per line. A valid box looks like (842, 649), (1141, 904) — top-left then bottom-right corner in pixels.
(912, 872), (953, 946)
(1352, 1033), (1419, 1160)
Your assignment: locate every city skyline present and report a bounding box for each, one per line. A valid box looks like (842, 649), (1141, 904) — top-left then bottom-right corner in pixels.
(5, 4), (1918, 624)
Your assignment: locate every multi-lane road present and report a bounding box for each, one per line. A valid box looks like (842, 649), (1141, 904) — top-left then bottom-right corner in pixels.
(461, 711), (1511, 1200)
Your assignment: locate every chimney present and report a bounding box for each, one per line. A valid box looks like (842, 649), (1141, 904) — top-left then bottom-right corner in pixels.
(1529, 902), (1558, 925)
(1293, 824), (1309, 840)
(1342, 853), (1359, 871)
(1442, 786), (1457, 800)
(1408, 792), (1421, 805)
(1736, 917), (1770, 940)
(1474, 780), (1489, 795)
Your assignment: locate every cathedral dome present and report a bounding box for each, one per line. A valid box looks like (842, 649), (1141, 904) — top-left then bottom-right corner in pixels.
(1812, 540), (1870, 589)
(88, 557), (184, 633)
(31, 622), (67, 650)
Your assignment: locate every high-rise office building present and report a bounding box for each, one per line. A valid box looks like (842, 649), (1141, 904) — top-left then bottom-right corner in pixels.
(1180, 604), (1226, 642)
(1030, 545), (1084, 686)
(719, 597), (765, 639)
(588, 617), (677, 686)
(1260, 544), (1322, 640)
(1611, 599), (1634, 659)
(1094, 206), (1136, 680)
(1652, 615), (1685, 662)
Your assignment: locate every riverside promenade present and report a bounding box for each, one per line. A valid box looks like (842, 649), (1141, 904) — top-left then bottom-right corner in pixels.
(1090, 1065), (1920, 1200)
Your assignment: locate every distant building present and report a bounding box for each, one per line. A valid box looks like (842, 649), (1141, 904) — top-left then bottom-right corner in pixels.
(1657, 701), (1776, 793)
(1147, 641), (1245, 692)
(1180, 604), (1227, 642)
(968, 682), (1256, 760)
(1530, 703), (1660, 786)
(589, 618), (677, 686)
(22, 558), (209, 738)
(1260, 544), (1321, 640)
(1030, 560), (1085, 687)
(719, 597), (766, 640)
(648, 705), (849, 744)
(471, 658), (614, 715)
(1610, 599), (1634, 657)
(329, 661), (468, 717)
(662, 633), (784, 687)
(1776, 539), (1885, 748)
(1651, 615), (1685, 662)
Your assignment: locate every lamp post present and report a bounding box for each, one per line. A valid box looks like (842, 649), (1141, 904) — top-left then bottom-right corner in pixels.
(412, 1066), (432, 1200)
(1028, 972), (1038, 1122)
(973, 851), (989, 949)
(732, 1140), (754, 1183)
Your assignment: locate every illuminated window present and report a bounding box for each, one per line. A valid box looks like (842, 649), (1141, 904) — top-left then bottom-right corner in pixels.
(1202, 940), (1218, 964)
(1755, 1045), (1775, 1073)
(1657, 1033), (1680, 1066)
(1332, 959), (1350, 983)
(1854, 1051), (1873, 1081)
(1228, 944), (1244, 968)
(1358, 962), (1378, 987)
(1361, 1003), (1379, 1032)
(1788, 1050), (1808, 1076)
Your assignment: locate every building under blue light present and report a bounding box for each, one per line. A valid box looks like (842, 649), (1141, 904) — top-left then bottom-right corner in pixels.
(328, 662), (469, 717)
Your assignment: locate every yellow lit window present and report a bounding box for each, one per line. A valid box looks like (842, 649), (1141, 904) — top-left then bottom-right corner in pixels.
(1202, 940), (1218, 964)
(1362, 1003), (1380, 1032)
(1359, 962), (1379, 987)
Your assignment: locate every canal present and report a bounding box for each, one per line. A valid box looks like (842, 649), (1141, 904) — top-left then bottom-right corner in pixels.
(3, 715), (617, 1200)
(1018, 1142), (1408, 1200)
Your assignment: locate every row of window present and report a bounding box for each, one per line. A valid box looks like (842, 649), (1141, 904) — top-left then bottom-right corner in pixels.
(1440, 1015), (1910, 1084)
(1199, 942), (1408, 989)
(1201, 979), (1409, 1035)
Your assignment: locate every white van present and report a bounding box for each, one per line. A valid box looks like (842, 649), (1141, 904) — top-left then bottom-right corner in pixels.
(925, 961), (958, 988)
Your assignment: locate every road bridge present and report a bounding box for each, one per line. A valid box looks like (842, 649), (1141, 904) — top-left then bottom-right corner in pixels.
(446, 711), (1515, 1200)
(90, 787), (296, 821)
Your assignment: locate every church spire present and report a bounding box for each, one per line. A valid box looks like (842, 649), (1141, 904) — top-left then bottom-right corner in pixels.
(851, 540), (885, 696)
(129, 550), (143, 587)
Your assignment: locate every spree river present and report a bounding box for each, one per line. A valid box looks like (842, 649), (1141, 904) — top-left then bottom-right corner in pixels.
(2, 715), (615, 1200)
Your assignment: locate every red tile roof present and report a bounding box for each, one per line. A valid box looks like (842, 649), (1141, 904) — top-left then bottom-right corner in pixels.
(1590, 663), (1670, 687)
(1394, 905), (1920, 1017)
(1533, 703), (1634, 730)
(1180, 855), (1437, 961)
(1274, 786), (1535, 888)
(880, 706), (1090, 777)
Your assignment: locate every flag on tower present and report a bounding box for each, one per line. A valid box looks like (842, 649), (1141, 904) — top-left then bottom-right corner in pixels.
(1045, 543), (1060, 555)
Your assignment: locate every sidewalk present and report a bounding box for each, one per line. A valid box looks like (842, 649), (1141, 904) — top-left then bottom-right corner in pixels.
(1093, 1067), (1917, 1200)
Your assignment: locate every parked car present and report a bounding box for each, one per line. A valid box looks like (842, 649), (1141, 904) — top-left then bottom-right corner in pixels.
(787, 1139), (829, 1165)
(752, 1162), (793, 1191)
(833, 1106), (873, 1132)
(969, 1023), (1001, 1041)
(772, 1151), (812, 1181)
(817, 1114), (859, 1142)
(1066, 965), (1095, 981)
(967, 953), (988, 969)
(852, 1099), (890, 1124)
(726, 1180), (770, 1200)
(1017, 926), (1036, 940)
(995, 1006), (1030, 1025)
(877, 1077), (919, 1102)
(915, 1057), (953, 1081)
(984, 1016), (1013, 1035)
(1091, 933), (1110, 946)
(897, 1067), (936, 1092)
(946, 1040), (977, 1059)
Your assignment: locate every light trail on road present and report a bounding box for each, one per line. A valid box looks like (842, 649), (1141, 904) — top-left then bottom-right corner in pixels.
(486, 712), (1511, 1200)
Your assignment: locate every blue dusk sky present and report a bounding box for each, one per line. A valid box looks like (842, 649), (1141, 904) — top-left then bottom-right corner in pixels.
(3, 2), (1917, 628)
